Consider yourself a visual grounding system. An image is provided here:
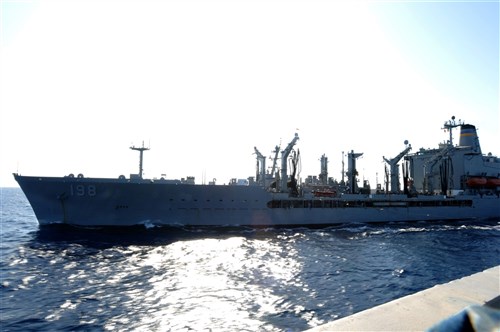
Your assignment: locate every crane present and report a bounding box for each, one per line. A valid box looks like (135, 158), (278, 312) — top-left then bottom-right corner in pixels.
(254, 147), (266, 186)
(280, 133), (299, 193)
(383, 140), (412, 193)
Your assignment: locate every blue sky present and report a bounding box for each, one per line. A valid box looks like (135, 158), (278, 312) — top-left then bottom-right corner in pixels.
(1, 0), (498, 188)
(373, 2), (498, 110)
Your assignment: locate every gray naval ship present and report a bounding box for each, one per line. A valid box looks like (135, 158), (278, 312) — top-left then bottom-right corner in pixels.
(14, 117), (500, 227)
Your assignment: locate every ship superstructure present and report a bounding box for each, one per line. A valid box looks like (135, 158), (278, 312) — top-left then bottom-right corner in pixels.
(407, 118), (500, 195)
(14, 117), (500, 227)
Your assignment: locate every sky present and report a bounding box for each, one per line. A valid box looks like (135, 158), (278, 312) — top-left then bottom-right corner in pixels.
(1, 0), (499, 188)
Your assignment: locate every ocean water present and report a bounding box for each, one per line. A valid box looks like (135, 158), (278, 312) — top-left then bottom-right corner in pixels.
(1, 187), (499, 331)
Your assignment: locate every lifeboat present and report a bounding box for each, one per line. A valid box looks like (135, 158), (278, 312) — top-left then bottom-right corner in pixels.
(313, 190), (337, 198)
(466, 177), (487, 187)
(486, 178), (500, 188)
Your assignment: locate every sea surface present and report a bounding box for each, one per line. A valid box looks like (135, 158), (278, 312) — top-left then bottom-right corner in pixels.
(1, 187), (499, 331)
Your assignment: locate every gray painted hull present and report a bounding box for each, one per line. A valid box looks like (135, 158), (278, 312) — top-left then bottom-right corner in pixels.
(14, 175), (500, 227)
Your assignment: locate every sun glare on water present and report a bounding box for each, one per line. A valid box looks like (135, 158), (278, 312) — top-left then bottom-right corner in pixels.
(95, 235), (319, 331)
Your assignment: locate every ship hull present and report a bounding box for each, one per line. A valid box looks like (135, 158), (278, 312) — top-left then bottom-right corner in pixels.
(15, 175), (500, 227)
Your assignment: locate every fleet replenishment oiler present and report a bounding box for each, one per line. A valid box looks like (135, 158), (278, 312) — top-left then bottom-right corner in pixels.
(15, 117), (500, 227)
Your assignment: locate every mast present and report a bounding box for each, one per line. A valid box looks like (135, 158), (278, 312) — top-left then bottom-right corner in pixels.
(442, 115), (463, 146)
(130, 142), (150, 179)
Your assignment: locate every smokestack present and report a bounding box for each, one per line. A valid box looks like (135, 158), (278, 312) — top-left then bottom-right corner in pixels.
(459, 124), (481, 154)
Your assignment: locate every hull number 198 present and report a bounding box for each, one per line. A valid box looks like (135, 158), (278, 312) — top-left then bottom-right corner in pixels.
(70, 184), (96, 197)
